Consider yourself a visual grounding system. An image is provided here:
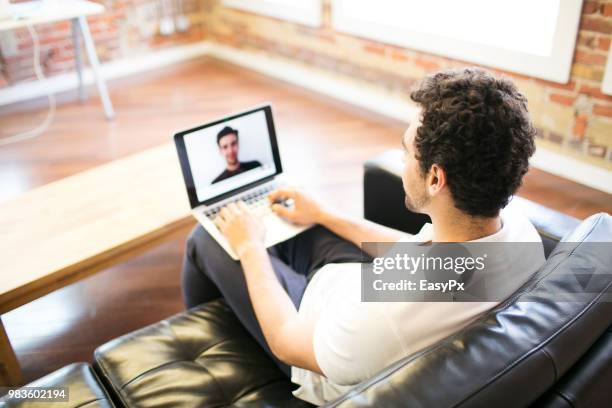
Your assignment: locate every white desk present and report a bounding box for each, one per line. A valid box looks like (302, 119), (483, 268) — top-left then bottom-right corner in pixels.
(0, 0), (115, 119)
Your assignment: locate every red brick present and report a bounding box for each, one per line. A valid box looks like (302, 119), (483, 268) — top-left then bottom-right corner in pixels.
(550, 93), (576, 106)
(583, 1), (599, 14)
(593, 104), (612, 117)
(363, 43), (386, 56)
(385, 45), (410, 61)
(18, 41), (32, 51)
(90, 24), (118, 35)
(50, 53), (76, 64)
(41, 36), (67, 46)
(415, 57), (440, 71)
(52, 21), (70, 31)
(580, 15), (612, 34)
(389, 48), (409, 61)
(602, 3), (612, 17)
(571, 63), (605, 81)
(578, 84), (612, 102)
(212, 33), (240, 47)
(572, 113), (588, 140)
(598, 36), (611, 50)
(574, 49), (608, 65)
(577, 32), (597, 48)
(7, 55), (33, 67)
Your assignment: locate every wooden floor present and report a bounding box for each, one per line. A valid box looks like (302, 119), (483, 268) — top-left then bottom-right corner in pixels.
(1, 57), (610, 384)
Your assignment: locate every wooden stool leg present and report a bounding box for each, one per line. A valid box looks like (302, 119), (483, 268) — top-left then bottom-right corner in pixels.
(0, 316), (22, 386)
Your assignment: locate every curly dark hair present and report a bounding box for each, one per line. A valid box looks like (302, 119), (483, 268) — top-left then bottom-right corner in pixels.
(410, 68), (536, 218)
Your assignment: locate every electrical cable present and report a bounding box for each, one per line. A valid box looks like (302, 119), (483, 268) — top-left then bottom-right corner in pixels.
(0, 23), (56, 146)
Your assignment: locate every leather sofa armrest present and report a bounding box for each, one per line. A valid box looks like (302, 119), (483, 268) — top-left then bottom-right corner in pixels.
(363, 150), (581, 247)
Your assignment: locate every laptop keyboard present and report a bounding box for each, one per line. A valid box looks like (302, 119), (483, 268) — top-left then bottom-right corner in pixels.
(203, 183), (286, 220)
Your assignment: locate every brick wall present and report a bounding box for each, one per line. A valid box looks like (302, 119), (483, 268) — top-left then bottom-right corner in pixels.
(0, 0), (205, 86)
(204, 0), (612, 171)
(2, 0), (611, 171)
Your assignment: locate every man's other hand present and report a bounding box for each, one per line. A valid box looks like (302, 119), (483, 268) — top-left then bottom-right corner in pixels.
(268, 187), (326, 225)
(215, 201), (265, 257)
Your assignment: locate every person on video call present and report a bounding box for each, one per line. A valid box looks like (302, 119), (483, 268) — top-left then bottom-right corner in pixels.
(181, 68), (545, 405)
(211, 126), (262, 184)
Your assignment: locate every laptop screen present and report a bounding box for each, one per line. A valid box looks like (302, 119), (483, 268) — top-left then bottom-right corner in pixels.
(174, 105), (282, 208)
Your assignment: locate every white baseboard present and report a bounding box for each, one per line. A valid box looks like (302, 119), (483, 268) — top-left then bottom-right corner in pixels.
(2, 40), (610, 194)
(0, 42), (212, 106)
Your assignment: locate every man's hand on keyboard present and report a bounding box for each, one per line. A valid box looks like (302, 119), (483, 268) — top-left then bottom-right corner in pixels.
(215, 201), (266, 257)
(268, 187), (327, 226)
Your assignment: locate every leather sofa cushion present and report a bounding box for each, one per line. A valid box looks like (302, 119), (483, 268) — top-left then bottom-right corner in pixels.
(0, 363), (114, 408)
(93, 299), (312, 408)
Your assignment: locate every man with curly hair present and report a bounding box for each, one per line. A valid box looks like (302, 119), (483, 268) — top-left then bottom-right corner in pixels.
(181, 68), (546, 405)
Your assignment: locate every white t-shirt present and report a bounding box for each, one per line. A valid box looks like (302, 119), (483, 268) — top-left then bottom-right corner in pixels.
(291, 207), (545, 405)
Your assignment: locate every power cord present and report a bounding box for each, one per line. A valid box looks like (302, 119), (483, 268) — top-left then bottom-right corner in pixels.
(0, 23), (56, 146)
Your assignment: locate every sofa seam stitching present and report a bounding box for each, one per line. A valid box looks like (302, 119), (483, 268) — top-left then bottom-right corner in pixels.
(119, 359), (190, 390)
(540, 347), (558, 381)
(95, 354), (130, 406)
(89, 362), (122, 407)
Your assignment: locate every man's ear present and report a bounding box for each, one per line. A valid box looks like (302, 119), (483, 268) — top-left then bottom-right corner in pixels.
(427, 164), (446, 196)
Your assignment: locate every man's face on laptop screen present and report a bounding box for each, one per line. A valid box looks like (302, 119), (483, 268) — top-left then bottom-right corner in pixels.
(218, 133), (239, 166)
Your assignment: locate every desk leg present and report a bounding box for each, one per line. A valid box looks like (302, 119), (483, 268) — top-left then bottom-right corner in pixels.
(77, 16), (115, 120)
(71, 18), (87, 102)
(0, 316), (22, 386)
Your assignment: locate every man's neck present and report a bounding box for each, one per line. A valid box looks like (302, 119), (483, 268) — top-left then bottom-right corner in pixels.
(429, 208), (502, 242)
(227, 162), (240, 172)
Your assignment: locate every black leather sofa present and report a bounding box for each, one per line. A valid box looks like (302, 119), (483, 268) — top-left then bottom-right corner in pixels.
(2, 150), (611, 408)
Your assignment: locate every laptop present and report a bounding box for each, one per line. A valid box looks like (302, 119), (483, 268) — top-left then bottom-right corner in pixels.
(174, 105), (311, 259)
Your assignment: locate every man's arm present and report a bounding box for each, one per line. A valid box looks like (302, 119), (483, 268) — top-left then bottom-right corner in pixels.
(215, 202), (322, 373)
(240, 243), (321, 371)
(269, 188), (406, 253)
(318, 207), (406, 249)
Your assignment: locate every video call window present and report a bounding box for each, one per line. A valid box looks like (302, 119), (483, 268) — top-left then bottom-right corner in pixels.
(183, 109), (277, 203)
